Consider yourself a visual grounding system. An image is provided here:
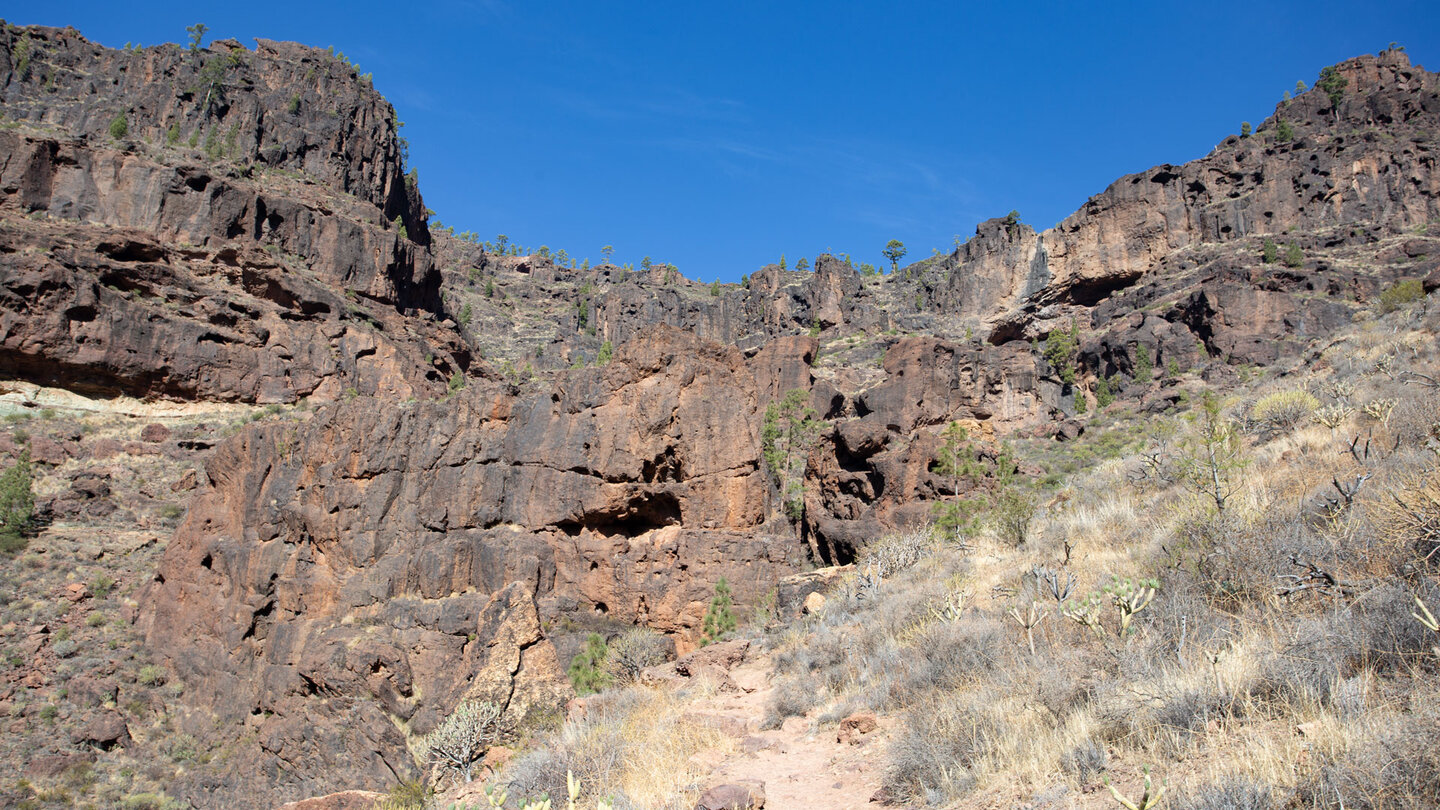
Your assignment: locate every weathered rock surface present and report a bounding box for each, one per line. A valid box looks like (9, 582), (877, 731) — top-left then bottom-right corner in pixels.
(0, 24), (461, 402)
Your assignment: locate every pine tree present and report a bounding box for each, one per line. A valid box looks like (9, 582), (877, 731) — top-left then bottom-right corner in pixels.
(567, 633), (610, 694)
(701, 579), (737, 646)
(883, 239), (906, 273)
(0, 450), (34, 553)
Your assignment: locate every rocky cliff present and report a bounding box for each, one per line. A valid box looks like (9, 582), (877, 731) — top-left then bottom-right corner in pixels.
(1, 22), (1438, 808)
(0, 25), (462, 402)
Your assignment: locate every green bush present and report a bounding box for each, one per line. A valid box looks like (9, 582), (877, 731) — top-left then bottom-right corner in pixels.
(701, 578), (737, 646)
(1283, 243), (1304, 268)
(0, 450), (34, 553)
(108, 114), (128, 139)
(1043, 321), (1080, 385)
(1275, 119), (1294, 142)
(567, 632), (610, 695)
(1095, 375), (1116, 408)
(1262, 237), (1278, 264)
(1133, 344), (1153, 383)
(1252, 389), (1320, 431)
(990, 489), (1038, 547)
(1378, 278), (1425, 313)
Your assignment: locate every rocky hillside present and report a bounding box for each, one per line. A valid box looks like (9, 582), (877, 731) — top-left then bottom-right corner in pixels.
(0, 20), (1436, 809)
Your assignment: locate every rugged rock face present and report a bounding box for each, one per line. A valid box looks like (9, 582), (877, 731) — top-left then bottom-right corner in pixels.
(137, 327), (796, 804)
(0, 24), (456, 402)
(953, 49), (1439, 325)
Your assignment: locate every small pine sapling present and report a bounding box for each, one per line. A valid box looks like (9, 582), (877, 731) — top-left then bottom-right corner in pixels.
(701, 578), (737, 646)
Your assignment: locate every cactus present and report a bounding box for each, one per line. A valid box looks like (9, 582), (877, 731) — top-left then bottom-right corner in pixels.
(1415, 596), (1440, 659)
(1007, 600), (1046, 656)
(1105, 576), (1160, 636)
(929, 588), (969, 623)
(1105, 767), (1166, 810)
(1062, 592), (1107, 638)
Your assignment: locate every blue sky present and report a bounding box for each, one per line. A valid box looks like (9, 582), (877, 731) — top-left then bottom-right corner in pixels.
(16, 1), (1439, 282)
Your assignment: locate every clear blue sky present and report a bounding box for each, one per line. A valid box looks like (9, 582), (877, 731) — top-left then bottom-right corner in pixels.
(17, 1), (1440, 282)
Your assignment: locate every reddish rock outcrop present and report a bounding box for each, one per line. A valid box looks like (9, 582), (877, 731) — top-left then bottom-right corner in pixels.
(0, 25), (461, 402)
(137, 326), (804, 805)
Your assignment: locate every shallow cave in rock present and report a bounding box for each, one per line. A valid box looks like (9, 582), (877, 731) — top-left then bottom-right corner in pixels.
(555, 491), (682, 538)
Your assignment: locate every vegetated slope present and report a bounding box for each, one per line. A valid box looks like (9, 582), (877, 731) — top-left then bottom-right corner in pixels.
(486, 285), (1440, 810)
(772, 295), (1440, 810)
(0, 21), (1436, 808)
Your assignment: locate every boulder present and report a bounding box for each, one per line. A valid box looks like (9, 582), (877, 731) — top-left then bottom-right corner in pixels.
(695, 781), (766, 810)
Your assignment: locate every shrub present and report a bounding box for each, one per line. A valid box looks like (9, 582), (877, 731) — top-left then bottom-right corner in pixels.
(1059, 740), (1106, 781)
(700, 578), (736, 646)
(121, 795), (187, 810)
(0, 451), (34, 553)
(108, 114), (128, 139)
(1294, 708), (1440, 809)
(1095, 375), (1116, 408)
(1133, 344), (1153, 383)
(1275, 119), (1294, 142)
(137, 665), (166, 686)
(885, 694), (995, 802)
(990, 489), (1037, 546)
(1371, 467), (1440, 570)
(448, 372), (465, 393)
(1378, 278), (1425, 313)
(1283, 242), (1304, 268)
(568, 633), (610, 695)
(1251, 389), (1320, 433)
(418, 699), (503, 784)
(377, 779), (428, 810)
(1262, 237), (1278, 264)
(1043, 321), (1080, 385)
(1240, 121), (1252, 138)
(761, 673), (820, 729)
(602, 628), (668, 684)
(503, 686), (722, 807)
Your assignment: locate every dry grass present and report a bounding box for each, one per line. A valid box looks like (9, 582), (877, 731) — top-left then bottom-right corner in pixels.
(502, 686), (730, 809)
(784, 302), (1440, 807)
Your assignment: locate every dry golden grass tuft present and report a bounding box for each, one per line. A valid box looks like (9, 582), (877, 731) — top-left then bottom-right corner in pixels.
(502, 686), (731, 808)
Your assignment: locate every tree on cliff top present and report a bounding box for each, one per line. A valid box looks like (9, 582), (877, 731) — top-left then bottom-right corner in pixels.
(186, 23), (208, 56)
(883, 239), (907, 273)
